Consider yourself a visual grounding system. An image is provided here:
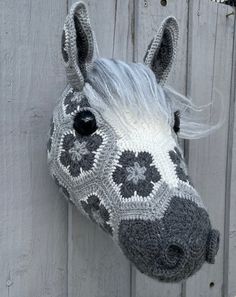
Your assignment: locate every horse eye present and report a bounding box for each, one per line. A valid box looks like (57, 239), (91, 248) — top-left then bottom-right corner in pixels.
(73, 110), (97, 136)
(173, 111), (180, 133)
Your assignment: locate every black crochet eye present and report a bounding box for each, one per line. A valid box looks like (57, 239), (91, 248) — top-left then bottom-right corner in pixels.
(173, 111), (180, 134)
(73, 110), (97, 136)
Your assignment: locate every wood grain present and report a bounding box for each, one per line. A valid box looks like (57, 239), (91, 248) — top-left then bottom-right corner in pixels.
(185, 2), (235, 297)
(228, 15), (236, 297)
(67, 1), (132, 297)
(0, 1), (68, 296)
(228, 107), (236, 297)
(1, 0), (236, 296)
(133, 1), (188, 296)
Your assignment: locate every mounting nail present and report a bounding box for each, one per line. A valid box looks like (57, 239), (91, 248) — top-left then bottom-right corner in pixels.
(161, 0), (167, 6)
(6, 279), (13, 287)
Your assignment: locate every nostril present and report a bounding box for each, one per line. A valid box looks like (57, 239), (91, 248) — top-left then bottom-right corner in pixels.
(167, 244), (184, 259)
(162, 241), (187, 268)
(206, 229), (220, 264)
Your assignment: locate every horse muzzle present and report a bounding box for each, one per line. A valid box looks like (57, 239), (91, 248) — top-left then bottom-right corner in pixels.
(118, 196), (220, 282)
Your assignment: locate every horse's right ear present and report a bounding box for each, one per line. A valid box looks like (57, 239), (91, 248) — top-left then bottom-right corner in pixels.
(144, 17), (179, 86)
(62, 2), (96, 91)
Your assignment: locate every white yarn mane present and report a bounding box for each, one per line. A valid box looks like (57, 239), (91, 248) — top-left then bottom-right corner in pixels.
(85, 58), (224, 139)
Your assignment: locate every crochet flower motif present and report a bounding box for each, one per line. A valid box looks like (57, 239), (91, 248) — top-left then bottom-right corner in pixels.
(169, 147), (191, 183)
(47, 119), (54, 152)
(59, 133), (102, 177)
(63, 89), (89, 115)
(81, 195), (113, 235)
(112, 151), (161, 198)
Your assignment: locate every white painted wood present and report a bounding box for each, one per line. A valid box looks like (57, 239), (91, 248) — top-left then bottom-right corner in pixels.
(67, 1), (132, 297)
(229, 114), (236, 297)
(0, 1), (68, 297)
(134, 0), (189, 93)
(133, 1), (188, 296)
(68, 207), (131, 297)
(228, 18), (236, 297)
(1, 0), (236, 296)
(185, 2), (235, 297)
(112, 0), (134, 62)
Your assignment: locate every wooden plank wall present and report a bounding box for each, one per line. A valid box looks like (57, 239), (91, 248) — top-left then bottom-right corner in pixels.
(67, 2), (131, 297)
(133, 2), (188, 297)
(228, 9), (236, 297)
(0, 1), (235, 297)
(0, 1), (69, 297)
(186, 2), (235, 297)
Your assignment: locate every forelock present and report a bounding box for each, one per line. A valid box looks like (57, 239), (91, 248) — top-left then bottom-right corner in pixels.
(83, 58), (223, 140)
(84, 58), (172, 129)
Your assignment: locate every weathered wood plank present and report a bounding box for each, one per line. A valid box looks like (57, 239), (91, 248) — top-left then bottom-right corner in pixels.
(112, 0), (134, 62)
(1, 1), (235, 297)
(68, 207), (131, 297)
(134, 0), (189, 93)
(185, 2), (235, 297)
(0, 1), (68, 296)
(228, 16), (236, 297)
(133, 1), (188, 296)
(67, 1), (132, 297)
(228, 111), (236, 297)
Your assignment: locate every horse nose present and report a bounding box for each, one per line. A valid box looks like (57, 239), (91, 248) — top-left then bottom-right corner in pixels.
(118, 196), (220, 282)
(161, 240), (188, 269)
(118, 219), (190, 282)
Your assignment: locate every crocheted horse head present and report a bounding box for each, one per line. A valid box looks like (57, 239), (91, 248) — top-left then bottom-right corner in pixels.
(47, 1), (220, 282)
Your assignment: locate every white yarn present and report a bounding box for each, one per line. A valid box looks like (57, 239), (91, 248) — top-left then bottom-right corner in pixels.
(85, 58), (225, 140)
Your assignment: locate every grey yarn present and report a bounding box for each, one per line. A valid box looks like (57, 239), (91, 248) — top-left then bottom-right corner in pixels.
(143, 17), (179, 85)
(62, 2), (95, 90)
(47, 1), (220, 282)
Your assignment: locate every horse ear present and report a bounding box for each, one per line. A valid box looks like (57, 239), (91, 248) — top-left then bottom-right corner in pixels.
(143, 17), (179, 85)
(62, 1), (96, 91)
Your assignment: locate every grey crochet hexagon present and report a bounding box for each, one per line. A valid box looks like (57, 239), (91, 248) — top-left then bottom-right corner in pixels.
(81, 194), (113, 235)
(112, 151), (161, 198)
(59, 132), (102, 177)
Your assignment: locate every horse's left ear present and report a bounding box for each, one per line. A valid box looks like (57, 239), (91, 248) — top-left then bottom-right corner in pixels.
(144, 17), (179, 85)
(62, 2), (96, 91)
